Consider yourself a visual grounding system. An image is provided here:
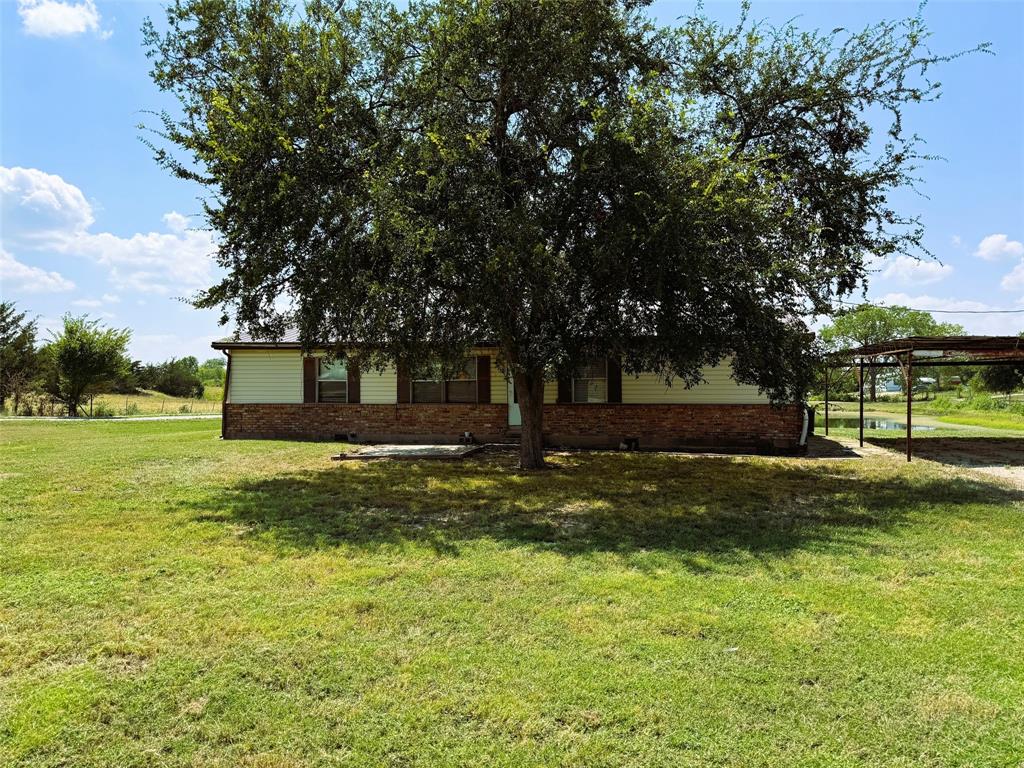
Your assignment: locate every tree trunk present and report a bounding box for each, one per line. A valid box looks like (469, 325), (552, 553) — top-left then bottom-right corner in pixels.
(514, 369), (546, 470)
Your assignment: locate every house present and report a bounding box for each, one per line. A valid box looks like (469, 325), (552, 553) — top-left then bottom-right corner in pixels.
(213, 334), (807, 452)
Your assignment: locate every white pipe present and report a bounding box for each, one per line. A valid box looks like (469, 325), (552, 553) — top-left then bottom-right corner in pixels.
(799, 405), (811, 446)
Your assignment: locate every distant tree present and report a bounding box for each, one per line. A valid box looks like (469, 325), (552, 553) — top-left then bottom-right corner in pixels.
(41, 316), (131, 417)
(151, 356), (204, 398)
(147, 0), (979, 467)
(0, 301), (40, 414)
(197, 357), (226, 386)
(111, 360), (145, 394)
(819, 305), (963, 401)
(977, 364), (1024, 397)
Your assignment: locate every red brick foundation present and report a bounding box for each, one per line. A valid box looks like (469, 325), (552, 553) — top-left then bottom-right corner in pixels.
(543, 403), (804, 451)
(223, 402), (805, 453)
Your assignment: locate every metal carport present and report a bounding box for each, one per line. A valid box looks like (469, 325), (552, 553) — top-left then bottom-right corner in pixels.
(825, 336), (1024, 461)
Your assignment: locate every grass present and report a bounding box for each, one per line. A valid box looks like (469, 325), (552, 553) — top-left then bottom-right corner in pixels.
(89, 388), (223, 416)
(1, 421), (1023, 766)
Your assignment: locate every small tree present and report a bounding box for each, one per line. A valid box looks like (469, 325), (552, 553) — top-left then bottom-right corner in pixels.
(820, 305), (963, 401)
(0, 301), (39, 413)
(977, 365), (1023, 398)
(41, 316), (131, 417)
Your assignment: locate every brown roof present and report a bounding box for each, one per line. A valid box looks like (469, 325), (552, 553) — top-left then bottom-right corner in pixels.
(839, 335), (1024, 359)
(212, 330), (499, 350)
(211, 328), (303, 349)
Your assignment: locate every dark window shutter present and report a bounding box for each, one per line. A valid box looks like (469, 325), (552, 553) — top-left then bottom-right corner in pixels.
(607, 357), (622, 403)
(396, 362), (410, 403)
(347, 360), (360, 404)
(476, 355), (491, 403)
(557, 375), (572, 404)
(303, 357), (318, 403)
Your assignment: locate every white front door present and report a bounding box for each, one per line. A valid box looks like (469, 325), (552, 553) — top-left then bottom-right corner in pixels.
(507, 379), (521, 427)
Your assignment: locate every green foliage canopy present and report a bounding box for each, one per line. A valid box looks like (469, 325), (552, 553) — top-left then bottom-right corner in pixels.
(41, 316), (132, 417)
(0, 301), (39, 412)
(145, 0), (976, 464)
(819, 304), (965, 352)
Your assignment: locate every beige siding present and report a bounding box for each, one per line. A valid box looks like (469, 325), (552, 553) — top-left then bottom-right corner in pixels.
(361, 365), (398, 404)
(481, 350), (507, 404)
(228, 349), (303, 404)
(622, 363), (769, 404)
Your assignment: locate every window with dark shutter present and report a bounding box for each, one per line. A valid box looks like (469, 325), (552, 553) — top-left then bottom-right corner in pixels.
(411, 358), (479, 403)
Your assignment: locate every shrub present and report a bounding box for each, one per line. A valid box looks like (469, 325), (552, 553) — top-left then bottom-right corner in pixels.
(92, 402), (116, 418)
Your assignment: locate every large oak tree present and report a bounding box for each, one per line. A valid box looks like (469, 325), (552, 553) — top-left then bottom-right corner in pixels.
(146, 0), (973, 467)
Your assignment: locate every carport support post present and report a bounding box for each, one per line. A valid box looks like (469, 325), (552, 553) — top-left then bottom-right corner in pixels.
(906, 353), (913, 463)
(858, 358), (865, 448)
(823, 366), (829, 437)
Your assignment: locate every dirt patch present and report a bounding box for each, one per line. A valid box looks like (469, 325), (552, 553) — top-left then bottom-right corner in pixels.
(867, 437), (1024, 489)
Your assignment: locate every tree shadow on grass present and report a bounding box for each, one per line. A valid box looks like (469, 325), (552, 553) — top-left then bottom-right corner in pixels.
(186, 450), (1022, 563)
(866, 436), (1024, 469)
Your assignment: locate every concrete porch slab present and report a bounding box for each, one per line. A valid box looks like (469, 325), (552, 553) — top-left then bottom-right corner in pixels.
(331, 444), (485, 461)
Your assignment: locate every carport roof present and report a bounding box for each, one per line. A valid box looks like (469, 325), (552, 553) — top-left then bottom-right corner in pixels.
(838, 335), (1024, 360)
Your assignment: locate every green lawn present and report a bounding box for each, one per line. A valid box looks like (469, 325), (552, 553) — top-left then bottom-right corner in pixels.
(2, 421), (1023, 767)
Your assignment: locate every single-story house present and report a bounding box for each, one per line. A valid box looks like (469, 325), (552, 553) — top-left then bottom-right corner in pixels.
(213, 333), (808, 452)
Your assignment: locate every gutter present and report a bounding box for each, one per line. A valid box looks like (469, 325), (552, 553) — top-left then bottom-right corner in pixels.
(220, 349), (231, 439)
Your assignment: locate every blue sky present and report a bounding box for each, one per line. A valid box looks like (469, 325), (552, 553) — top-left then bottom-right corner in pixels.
(2, 0), (1022, 363)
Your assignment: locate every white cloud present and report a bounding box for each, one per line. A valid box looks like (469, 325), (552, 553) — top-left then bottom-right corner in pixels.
(973, 233), (1024, 261)
(0, 166), (94, 236)
(1, 166), (219, 296)
(879, 292), (1024, 336)
(0, 247), (75, 293)
(102, 293), (120, 303)
(71, 297), (103, 307)
(17, 0), (106, 38)
(62, 225), (218, 294)
(1001, 263), (1024, 292)
(879, 255), (953, 285)
(951, 235), (962, 248)
(162, 211), (190, 233)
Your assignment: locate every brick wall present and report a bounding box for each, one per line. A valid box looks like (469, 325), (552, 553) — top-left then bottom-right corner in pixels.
(223, 402), (805, 452)
(224, 403), (509, 443)
(543, 403), (804, 451)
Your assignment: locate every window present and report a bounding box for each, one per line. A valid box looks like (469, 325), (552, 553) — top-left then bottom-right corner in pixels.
(573, 359), (607, 403)
(412, 359), (477, 403)
(318, 360), (348, 403)
(445, 359), (478, 403)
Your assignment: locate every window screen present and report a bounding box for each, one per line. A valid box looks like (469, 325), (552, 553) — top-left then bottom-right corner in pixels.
(445, 359), (477, 403)
(411, 359), (477, 403)
(318, 360), (348, 403)
(572, 359), (607, 403)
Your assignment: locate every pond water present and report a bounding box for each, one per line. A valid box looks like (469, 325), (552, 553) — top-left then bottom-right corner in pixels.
(817, 416), (935, 431)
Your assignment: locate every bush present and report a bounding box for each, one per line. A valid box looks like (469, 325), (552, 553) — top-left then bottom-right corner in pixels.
(926, 390), (1024, 416)
(178, 403), (193, 414)
(92, 402), (116, 418)
(125, 402), (141, 416)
